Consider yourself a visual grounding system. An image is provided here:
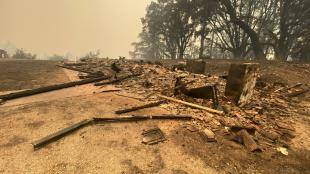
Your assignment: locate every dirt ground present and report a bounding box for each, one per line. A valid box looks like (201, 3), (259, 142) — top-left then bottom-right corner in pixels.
(0, 59), (69, 91)
(0, 60), (309, 174)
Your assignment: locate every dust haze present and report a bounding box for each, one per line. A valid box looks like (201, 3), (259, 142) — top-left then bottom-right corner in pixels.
(0, 0), (150, 58)
(0, 0), (309, 173)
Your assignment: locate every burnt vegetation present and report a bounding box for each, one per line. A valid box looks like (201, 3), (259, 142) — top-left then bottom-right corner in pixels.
(130, 0), (310, 62)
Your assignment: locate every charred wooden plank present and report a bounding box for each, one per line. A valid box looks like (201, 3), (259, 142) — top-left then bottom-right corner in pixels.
(63, 62), (88, 66)
(100, 89), (122, 93)
(32, 119), (93, 149)
(287, 89), (309, 97)
(94, 74), (141, 86)
(115, 101), (165, 114)
(115, 93), (144, 101)
(157, 94), (223, 115)
(93, 115), (192, 123)
(0, 76), (110, 101)
(32, 115), (192, 149)
(274, 83), (303, 93)
(57, 65), (103, 76)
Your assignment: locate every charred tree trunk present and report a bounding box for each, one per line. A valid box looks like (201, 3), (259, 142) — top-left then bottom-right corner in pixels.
(199, 24), (207, 59)
(220, 0), (266, 60)
(233, 20), (265, 60)
(178, 51), (184, 59)
(199, 36), (206, 59)
(275, 0), (290, 61)
(274, 47), (288, 61)
(232, 49), (243, 59)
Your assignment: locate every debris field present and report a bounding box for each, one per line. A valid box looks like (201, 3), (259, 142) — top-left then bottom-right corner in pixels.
(39, 58), (310, 153)
(0, 58), (309, 173)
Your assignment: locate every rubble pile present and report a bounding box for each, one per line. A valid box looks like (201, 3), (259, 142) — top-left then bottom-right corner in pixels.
(58, 58), (310, 153)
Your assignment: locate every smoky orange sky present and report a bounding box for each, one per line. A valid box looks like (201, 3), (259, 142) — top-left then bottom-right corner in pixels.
(0, 0), (151, 59)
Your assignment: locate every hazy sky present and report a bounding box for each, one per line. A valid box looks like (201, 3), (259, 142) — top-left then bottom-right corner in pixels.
(0, 0), (151, 59)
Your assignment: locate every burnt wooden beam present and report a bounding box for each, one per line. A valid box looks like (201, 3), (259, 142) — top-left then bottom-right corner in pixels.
(94, 74), (141, 86)
(115, 101), (166, 114)
(93, 115), (192, 123)
(57, 65), (103, 76)
(157, 94), (223, 115)
(63, 62), (89, 66)
(287, 89), (309, 97)
(100, 89), (122, 93)
(32, 115), (192, 149)
(0, 76), (110, 101)
(32, 119), (93, 149)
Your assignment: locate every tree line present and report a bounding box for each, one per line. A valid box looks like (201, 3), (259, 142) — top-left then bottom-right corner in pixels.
(130, 0), (310, 62)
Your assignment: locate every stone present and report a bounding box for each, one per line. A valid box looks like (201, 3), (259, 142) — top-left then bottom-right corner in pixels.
(203, 128), (216, 142)
(238, 129), (262, 152)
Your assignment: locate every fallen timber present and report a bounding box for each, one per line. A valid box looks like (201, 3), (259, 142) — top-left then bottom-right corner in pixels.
(63, 62), (89, 66)
(157, 94), (223, 115)
(94, 74), (141, 86)
(0, 76), (110, 101)
(115, 100), (166, 114)
(274, 83), (303, 93)
(57, 64), (103, 76)
(287, 89), (309, 97)
(100, 89), (122, 93)
(32, 119), (93, 149)
(32, 115), (192, 149)
(93, 115), (192, 123)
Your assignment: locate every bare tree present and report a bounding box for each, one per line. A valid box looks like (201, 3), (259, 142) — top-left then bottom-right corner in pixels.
(218, 0), (271, 60)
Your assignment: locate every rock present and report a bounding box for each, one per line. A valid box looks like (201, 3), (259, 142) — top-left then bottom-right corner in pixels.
(258, 129), (280, 141)
(230, 125), (256, 135)
(219, 117), (239, 127)
(186, 125), (199, 132)
(277, 147), (289, 156)
(228, 134), (243, 144)
(278, 128), (296, 138)
(203, 128), (216, 142)
(238, 129), (262, 152)
(222, 139), (244, 149)
(222, 105), (232, 114)
(276, 121), (295, 131)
